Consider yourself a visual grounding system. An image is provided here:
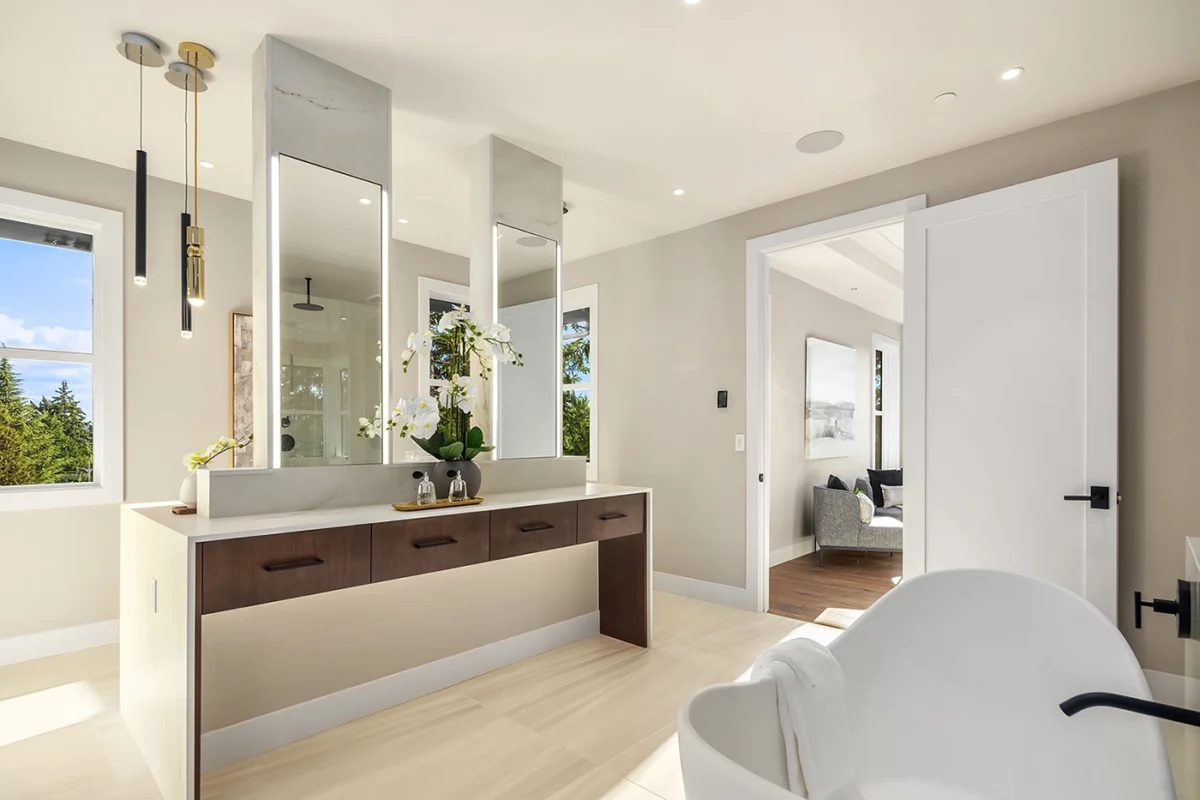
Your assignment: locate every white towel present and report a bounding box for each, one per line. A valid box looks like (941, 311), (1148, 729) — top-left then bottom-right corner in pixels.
(751, 638), (865, 800)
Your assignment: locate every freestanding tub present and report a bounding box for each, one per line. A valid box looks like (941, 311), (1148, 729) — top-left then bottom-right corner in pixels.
(678, 569), (1175, 799)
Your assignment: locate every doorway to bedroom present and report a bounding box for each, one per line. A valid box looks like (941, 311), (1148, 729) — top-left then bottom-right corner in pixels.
(747, 199), (916, 628)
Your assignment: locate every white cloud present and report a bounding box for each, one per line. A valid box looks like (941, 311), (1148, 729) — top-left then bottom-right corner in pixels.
(0, 312), (90, 353)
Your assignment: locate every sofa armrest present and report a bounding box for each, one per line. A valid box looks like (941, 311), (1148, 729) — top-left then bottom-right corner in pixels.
(813, 486), (861, 547)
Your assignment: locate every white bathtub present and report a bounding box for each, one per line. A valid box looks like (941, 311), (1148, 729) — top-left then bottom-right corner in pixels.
(678, 569), (1175, 799)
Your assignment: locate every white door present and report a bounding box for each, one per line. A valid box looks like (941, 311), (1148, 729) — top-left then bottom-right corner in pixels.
(905, 159), (1119, 623)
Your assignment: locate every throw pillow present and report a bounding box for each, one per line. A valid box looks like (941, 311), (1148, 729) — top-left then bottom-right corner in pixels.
(827, 475), (850, 492)
(881, 484), (904, 509)
(867, 468), (903, 507)
(854, 488), (876, 523)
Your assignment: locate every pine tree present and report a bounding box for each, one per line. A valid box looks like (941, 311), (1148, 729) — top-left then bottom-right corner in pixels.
(39, 381), (92, 482)
(0, 358), (65, 485)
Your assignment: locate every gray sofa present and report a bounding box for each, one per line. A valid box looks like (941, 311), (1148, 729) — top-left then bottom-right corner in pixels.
(813, 477), (902, 564)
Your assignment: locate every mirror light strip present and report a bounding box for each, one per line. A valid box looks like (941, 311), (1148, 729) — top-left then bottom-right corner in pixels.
(269, 154), (282, 468)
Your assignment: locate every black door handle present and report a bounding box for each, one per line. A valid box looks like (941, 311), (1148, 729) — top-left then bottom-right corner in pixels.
(519, 523), (555, 533)
(1063, 485), (1110, 510)
(599, 512), (628, 521)
(413, 538), (458, 549)
(263, 557), (325, 572)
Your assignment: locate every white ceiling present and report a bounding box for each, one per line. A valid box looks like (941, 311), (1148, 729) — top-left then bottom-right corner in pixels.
(769, 223), (904, 323)
(3, 1), (1199, 263)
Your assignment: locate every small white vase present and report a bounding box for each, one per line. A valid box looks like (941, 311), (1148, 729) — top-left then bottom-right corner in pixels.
(179, 469), (200, 509)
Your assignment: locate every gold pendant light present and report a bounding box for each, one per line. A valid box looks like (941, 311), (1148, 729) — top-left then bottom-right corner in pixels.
(167, 42), (214, 316)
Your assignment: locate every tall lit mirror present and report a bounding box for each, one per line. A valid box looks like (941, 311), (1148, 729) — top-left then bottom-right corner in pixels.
(277, 155), (383, 466)
(495, 223), (559, 458)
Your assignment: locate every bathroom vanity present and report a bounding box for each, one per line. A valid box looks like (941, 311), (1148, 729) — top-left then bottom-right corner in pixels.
(121, 482), (652, 800)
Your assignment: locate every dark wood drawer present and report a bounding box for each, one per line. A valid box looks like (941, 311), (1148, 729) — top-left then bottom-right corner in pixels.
(490, 502), (578, 561)
(200, 526), (371, 614)
(578, 494), (646, 543)
(372, 514), (490, 581)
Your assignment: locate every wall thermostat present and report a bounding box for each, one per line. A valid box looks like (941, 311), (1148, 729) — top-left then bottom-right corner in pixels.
(717, 390), (728, 409)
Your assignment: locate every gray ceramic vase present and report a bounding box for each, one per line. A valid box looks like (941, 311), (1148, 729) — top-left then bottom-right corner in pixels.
(431, 460), (482, 499)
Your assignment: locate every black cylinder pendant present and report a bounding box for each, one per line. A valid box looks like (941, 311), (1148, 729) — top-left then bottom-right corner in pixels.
(181, 211), (193, 338)
(134, 149), (147, 285)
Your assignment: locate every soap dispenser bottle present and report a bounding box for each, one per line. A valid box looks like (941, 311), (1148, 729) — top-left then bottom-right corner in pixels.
(416, 472), (436, 506)
(448, 469), (468, 503)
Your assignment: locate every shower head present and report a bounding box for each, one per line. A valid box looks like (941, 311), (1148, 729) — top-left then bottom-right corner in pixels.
(293, 277), (324, 312)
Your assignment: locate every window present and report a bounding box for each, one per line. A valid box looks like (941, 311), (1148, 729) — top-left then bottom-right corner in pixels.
(0, 187), (122, 510)
(563, 285), (598, 481)
(871, 333), (900, 471)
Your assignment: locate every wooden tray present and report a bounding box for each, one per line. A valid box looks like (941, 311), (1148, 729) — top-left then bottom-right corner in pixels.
(392, 497), (484, 513)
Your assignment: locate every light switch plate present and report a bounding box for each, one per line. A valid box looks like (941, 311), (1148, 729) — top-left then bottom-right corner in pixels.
(735, 434), (745, 452)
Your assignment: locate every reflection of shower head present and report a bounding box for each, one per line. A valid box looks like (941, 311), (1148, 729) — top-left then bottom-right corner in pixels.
(294, 277), (324, 312)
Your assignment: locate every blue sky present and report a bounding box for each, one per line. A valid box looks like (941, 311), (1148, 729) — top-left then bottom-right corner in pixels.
(0, 237), (93, 418)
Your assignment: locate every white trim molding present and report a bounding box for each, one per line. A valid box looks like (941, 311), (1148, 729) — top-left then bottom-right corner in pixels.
(770, 540), (815, 567)
(200, 611), (600, 772)
(0, 619), (119, 667)
(653, 571), (758, 611)
(0, 186), (124, 511)
(745, 196), (926, 612)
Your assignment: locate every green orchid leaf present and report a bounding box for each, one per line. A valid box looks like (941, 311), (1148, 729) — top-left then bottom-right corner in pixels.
(438, 442), (464, 460)
(477, 444), (495, 453)
(463, 447), (480, 461)
(410, 436), (442, 459)
(466, 426), (484, 449)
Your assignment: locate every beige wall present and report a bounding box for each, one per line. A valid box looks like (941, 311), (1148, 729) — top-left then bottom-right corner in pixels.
(768, 269), (902, 557)
(0, 137), (252, 641)
(565, 80), (1200, 676)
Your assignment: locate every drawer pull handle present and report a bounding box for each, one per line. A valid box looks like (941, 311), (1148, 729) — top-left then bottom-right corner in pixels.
(519, 523), (555, 533)
(414, 537), (458, 549)
(599, 512), (628, 521)
(263, 558), (325, 573)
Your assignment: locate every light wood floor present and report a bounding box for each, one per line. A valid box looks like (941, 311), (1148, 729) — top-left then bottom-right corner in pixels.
(769, 550), (901, 626)
(0, 592), (843, 800)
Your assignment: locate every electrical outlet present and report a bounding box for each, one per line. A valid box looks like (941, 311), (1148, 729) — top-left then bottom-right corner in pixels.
(735, 434), (746, 452)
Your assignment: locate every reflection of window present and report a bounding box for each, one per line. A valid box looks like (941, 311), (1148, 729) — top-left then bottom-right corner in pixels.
(417, 278), (470, 437)
(0, 188), (122, 510)
(563, 285), (598, 481)
(281, 363), (326, 460)
(871, 334), (900, 471)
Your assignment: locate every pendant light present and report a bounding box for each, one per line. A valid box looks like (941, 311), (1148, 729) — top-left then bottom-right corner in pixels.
(166, 43), (213, 336)
(117, 33), (163, 287)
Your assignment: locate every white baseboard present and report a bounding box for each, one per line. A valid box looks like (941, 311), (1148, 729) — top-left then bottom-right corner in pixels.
(1144, 668), (1200, 710)
(0, 619), (118, 667)
(770, 539), (815, 567)
(201, 611), (600, 772)
(653, 571), (758, 611)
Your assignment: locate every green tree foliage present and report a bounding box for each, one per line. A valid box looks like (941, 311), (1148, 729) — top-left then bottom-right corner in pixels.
(0, 358), (93, 486)
(562, 324), (590, 459)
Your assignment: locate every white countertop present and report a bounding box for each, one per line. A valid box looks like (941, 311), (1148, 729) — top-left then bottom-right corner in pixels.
(128, 483), (650, 542)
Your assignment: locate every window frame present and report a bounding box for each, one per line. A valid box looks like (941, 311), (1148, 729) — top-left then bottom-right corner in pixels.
(871, 332), (900, 471)
(0, 186), (123, 511)
(563, 284), (598, 482)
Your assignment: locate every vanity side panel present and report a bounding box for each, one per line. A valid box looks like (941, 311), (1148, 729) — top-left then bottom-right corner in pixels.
(120, 506), (193, 800)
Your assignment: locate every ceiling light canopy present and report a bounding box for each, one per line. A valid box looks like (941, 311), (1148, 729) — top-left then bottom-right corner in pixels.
(357, 197), (371, 205)
(396, 217), (409, 224)
(934, 92), (957, 105)
(683, 0), (702, 5)
(517, 236), (548, 248)
(199, 160), (214, 168)
(1000, 66), (1024, 81)
(672, 188), (686, 196)
(795, 130), (845, 154)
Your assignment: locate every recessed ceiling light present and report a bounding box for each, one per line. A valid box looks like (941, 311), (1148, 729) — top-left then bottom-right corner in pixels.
(683, 0), (702, 5)
(199, 160), (215, 169)
(934, 92), (957, 105)
(850, 287), (859, 292)
(672, 188), (686, 196)
(358, 197), (371, 205)
(396, 218), (409, 224)
(340, 316), (348, 321)
(795, 130), (845, 154)
(1000, 66), (1024, 81)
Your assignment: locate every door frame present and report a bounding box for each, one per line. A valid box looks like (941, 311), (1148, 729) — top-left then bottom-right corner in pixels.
(871, 332), (901, 471)
(745, 196), (926, 612)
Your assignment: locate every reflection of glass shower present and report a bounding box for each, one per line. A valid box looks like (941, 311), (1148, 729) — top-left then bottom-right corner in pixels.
(280, 356), (352, 465)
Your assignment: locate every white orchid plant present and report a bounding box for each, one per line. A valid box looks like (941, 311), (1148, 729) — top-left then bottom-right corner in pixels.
(183, 434), (253, 472)
(357, 305), (522, 461)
